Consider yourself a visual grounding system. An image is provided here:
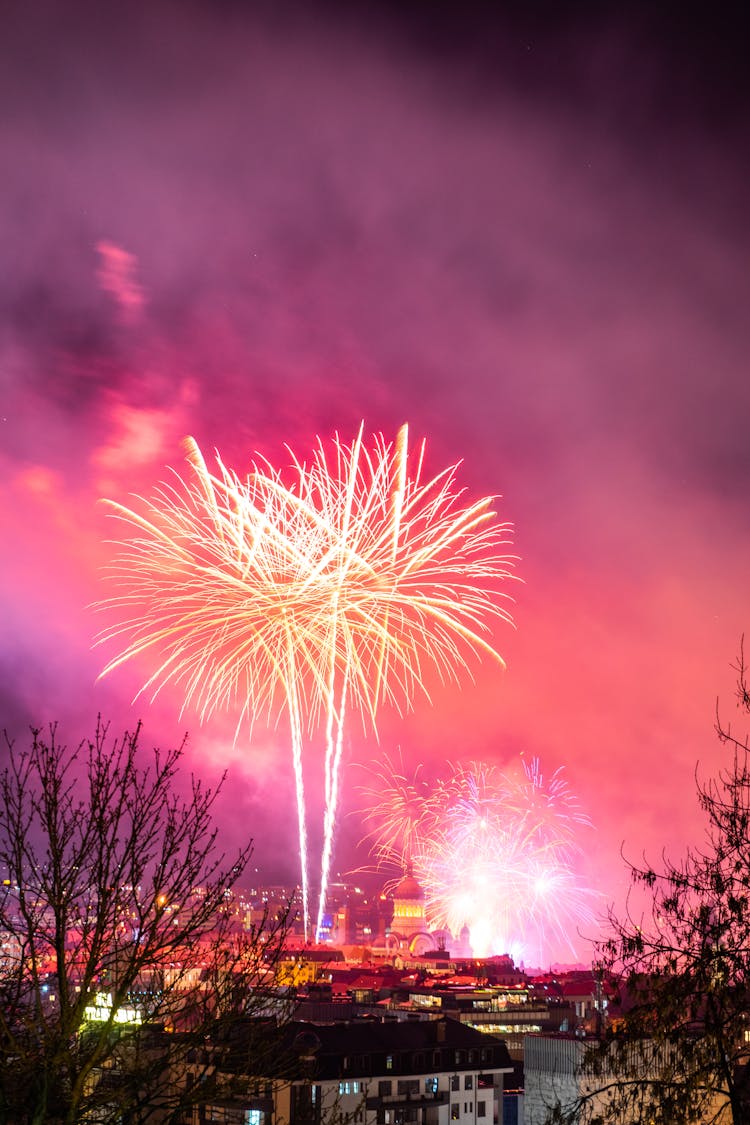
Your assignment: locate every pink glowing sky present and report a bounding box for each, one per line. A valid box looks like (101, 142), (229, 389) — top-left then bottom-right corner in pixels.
(1, 1), (749, 960)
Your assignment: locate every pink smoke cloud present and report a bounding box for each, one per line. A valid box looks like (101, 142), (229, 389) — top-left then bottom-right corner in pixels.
(0, 0), (748, 961)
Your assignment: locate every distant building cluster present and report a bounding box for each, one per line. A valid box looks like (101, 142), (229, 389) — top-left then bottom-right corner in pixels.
(13, 865), (713, 1124)
(188, 1016), (515, 1125)
(223, 872), (611, 1125)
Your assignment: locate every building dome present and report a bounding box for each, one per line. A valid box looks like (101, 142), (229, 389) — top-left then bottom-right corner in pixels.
(392, 873), (424, 902)
(384, 870), (446, 957)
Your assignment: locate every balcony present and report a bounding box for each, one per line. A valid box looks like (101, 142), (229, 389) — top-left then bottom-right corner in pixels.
(366, 1092), (447, 1110)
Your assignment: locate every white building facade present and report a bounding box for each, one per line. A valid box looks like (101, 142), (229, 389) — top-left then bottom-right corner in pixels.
(192, 1017), (514, 1125)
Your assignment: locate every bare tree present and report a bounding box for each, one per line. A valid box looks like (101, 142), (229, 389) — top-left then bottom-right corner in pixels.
(545, 645), (750, 1125)
(0, 719), (292, 1124)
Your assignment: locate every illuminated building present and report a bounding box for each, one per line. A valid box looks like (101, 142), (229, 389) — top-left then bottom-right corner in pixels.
(385, 871), (443, 957)
(188, 1016), (514, 1125)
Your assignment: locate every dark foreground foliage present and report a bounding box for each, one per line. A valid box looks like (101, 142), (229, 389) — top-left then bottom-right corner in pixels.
(545, 645), (750, 1125)
(0, 720), (292, 1125)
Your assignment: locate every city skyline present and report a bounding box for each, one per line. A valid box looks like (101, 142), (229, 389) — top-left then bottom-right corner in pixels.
(1, 1), (749, 965)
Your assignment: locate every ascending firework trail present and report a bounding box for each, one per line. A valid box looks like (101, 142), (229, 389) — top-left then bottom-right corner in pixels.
(97, 424), (517, 938)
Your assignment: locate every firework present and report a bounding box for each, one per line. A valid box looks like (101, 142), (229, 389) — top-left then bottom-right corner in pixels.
(97, 425), (516, 938)
(284, 425), (517, 936)
(357, 748), (441, 871)
(500, 755), (592, 855)
(359, 755), (597, 965)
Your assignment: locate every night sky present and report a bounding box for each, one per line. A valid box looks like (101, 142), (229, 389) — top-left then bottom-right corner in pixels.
(2, 0), (749, 961)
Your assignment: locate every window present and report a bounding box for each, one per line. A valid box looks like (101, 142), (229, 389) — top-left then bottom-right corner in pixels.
(379, 1081), (392, 1097)
(477, 1103), (486, 1118)
(451, 1106), (460, 1121)
(291, 1084), (320, 1125)
(397, 1080), (419, 1096)
(386, 1055), (394, 1071)
(450, 1076), (460, 1092)
(245, 1113), (262, 1125)
(338, 1082), (361, 1096)
(464, 1077), (473, 1091)
(424, 1077), (438, 1095)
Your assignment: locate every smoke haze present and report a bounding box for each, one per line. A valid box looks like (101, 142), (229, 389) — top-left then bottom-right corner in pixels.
(1, 0), (748, 960)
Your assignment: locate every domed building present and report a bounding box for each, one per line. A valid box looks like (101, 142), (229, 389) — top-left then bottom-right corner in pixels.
(384, 870), (442, 957)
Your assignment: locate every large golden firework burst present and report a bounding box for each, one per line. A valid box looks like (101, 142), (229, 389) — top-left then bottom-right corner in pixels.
(97, 423), (517, 937)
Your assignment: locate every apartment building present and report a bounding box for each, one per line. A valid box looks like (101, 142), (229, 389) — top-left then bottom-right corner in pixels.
(190, 1016), (513, 1125)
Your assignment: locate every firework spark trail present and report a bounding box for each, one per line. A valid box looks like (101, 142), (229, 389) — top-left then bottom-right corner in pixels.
(357, 748), (439, 871)
(499, 755), (593, 858)
(285, 640), (310, 934)
(97, 425), (516, 938)
(316, 666), (348, 940)
(359, 755), (597, 963)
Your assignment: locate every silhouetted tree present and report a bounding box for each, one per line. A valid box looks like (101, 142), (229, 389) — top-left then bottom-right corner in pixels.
(0, 719), (293, 1124)
(542, 645), (750, 1125)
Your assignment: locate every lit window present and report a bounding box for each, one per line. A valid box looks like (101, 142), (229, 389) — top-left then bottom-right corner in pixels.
(338, 1082), (361, 1096)
(386, 1056), (394, 1071)
(245, 1113), (262, 1125)
(451, 1106), (460, 1120)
